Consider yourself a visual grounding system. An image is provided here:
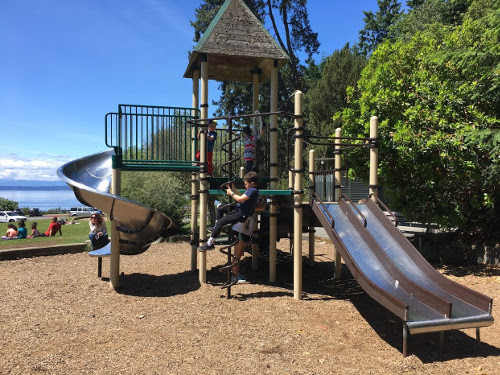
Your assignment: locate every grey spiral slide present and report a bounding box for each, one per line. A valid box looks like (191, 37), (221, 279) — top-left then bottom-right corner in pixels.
(57, 149), (173, 255)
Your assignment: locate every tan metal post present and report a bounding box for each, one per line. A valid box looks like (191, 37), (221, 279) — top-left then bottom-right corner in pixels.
(334, 127), (342, 279)
(190, 68), (200, 271)
(293, 90), (304, 300)
(252, 68), (260, 126)
(369, 116), (379, 202)
(269, 61), (278, 282)
(198, 54), (209, 284)
(252, 69), (260, 269)
(308, 149), (315, 266)
(110, 167), (121, 289)
(334, 128), (342, 202)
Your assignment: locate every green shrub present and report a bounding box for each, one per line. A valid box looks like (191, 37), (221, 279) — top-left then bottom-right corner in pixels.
(121, 171), (191, 226)
(0, 197), (18, 211)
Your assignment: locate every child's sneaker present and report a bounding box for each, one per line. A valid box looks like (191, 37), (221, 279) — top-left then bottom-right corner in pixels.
(198, 243), (215, 252)
(231, 274), (248, 284)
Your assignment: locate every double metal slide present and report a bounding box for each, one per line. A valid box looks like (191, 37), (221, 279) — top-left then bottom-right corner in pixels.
(311, 194), (493, 354)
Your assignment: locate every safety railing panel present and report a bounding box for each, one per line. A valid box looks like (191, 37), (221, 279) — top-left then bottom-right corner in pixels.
(105, 105), (199, 169)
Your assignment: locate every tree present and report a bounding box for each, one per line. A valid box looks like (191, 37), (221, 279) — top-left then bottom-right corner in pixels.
(406, 0), (426, 9)
(0, 197), (18, 211)
(305, 45), (367, 158)
(357, 0), (403, 56)
(393, 0), (474, 41)
(335, 0), (500, 235)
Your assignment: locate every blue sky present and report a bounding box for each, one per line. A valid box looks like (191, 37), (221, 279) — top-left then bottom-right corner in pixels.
(0, 0), (381, 181)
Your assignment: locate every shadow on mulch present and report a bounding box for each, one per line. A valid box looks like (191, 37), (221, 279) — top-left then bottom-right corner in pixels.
(207, 248), (500, 362)
(116, 270), (201, 297)
(440, 263), (500, 278)
(348, 291), (500, 362)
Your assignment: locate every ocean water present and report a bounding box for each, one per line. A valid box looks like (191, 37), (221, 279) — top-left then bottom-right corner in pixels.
(0, 186), (83, 211)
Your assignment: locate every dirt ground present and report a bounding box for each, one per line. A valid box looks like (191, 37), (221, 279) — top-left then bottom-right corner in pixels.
(1, 238), (499, 375)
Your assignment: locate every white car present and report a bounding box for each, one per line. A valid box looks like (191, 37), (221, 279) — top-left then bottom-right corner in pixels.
(69, 207), (95, 217)
(0, 211), (28, 223)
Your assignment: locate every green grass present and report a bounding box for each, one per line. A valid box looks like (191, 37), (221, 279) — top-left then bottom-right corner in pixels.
(0, 218), (93, 250)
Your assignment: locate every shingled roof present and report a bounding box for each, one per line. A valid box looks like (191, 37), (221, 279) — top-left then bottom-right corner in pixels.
(184, 0), (289, 82)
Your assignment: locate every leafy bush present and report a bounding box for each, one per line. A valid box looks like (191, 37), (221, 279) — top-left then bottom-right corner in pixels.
(335, 0), (500, 235)
(0, 197), (18, 211)
(121, 171), (191, 226)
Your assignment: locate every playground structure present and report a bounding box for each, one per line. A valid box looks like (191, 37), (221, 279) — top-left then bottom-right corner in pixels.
(57, 0), (493, 356)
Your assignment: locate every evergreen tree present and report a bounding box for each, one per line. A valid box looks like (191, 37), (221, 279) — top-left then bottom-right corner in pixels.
(357, 0), (404, 56)
(406, 0), (426, 8)
(393, 0), (474, 41)
(305, 45), (367, 159)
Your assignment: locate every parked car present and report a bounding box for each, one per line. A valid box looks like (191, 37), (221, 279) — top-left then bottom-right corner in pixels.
(29, 208), (43, 217)
(0, 211), (28, 223)
(69, 207), (94, 217)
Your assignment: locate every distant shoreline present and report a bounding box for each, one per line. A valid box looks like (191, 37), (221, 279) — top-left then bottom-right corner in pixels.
(0, 186), (70, 191)
(0, 179), (67, 188)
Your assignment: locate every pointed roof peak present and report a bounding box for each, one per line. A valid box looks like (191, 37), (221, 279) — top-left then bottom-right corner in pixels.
(184, 0), (289, 82)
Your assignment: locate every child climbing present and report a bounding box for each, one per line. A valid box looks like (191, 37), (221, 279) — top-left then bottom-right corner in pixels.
(198, 171), (260, 251)
(196, 119), (217, 176)
(242, 121), (265, 174)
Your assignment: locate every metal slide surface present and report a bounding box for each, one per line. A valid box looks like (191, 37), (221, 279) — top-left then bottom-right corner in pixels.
(353, 199), (493, 333)
(57, 149), (173, 255)
(311, 196), (493, 334)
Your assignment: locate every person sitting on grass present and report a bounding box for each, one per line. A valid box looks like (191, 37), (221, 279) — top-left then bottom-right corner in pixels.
(2, 223), (18, 239)
(28, 222), (41, 238)
(88, 212), (109, 249)
(198, 171), (260, 252)
(16, 219), (27, 239)
(43, 216), (62, 237)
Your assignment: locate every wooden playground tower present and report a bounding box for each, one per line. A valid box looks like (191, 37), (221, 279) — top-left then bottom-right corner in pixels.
(183, 0), (379, 299)
(183, 0), (296, 292)
(105, 0), (379, 300)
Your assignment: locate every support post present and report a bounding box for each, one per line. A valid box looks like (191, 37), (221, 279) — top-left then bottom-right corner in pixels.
(369, 116), (379, 202)
(198, 54), (209, 284)
(308, 149), (315, 266)
(269, 60), (278, 282)
(334, 127), (342, 279)
(252, 69), (260, 269)
(440, 331), (445, 355)
(110, 167), (121, 289)
(402, 323), (408, 357)
(190, 68), (200, 272)
(293, 90), (304, 300)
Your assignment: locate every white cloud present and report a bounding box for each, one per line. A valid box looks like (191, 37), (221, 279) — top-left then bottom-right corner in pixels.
(0, 154), (73, 181)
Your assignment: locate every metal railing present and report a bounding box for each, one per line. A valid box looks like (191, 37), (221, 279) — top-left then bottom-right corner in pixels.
(105, 104), (199, 170)
(189, 111), (296, 179)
